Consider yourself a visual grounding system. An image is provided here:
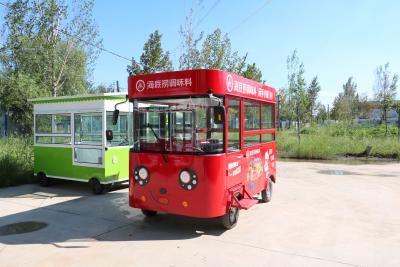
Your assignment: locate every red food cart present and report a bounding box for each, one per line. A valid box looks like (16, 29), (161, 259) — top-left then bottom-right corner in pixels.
(127, 69), (276, 229)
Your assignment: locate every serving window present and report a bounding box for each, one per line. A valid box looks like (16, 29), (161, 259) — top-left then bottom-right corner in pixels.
(35, 114), (71, 144)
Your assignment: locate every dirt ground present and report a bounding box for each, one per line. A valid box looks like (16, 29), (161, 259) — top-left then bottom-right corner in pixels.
(1, 160), (400, 267)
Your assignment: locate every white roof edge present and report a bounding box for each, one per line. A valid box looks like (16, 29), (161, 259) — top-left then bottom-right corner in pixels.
(28, 92), (128, 102)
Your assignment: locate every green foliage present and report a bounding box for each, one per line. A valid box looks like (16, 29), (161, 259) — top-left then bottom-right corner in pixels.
(374, 63), (398, 134)
(242, 63), (263, 83)
(306, 76), (321, 122)
(179, 25), (260, 79)
(200, 28), (246, 73)
(89, 83), (115, 94)
(0, 0), (100, 133)
(0, 72), (43, 133)
(331, 77), (359, 121)
(127, 30), (173, 75)
(178, 6), (203, 70)
(0, 137), (35, 187)
(283, 49), (309, 142)
(277, 125), (400, 160)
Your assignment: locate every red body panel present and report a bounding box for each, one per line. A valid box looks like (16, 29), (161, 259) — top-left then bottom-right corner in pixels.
(128, 69), (277, 218)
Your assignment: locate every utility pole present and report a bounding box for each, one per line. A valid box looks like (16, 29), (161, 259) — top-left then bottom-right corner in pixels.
(116, 81), (120, 92)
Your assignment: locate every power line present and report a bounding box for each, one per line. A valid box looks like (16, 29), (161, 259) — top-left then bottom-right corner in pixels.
(194, 0), (221, 30)
(57, 29), (131, 62)
(0, 1), (132, 62)
(172, 0), (221, 63)
(228, 0), (273, 34)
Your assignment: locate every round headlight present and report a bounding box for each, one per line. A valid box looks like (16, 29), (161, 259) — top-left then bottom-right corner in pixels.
(138, 167), (148, 180)
(180, 171), (191, 184)
(178, 169), (198, 191)
(134, 166), (150, 186)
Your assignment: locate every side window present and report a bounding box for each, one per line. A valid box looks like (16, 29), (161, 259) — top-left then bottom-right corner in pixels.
(35, 114), (52, 133)
(228, 98), (240, 152)
(261, 104), (274, 129)
(35, 114), (71, 144)
(244, 101), (260, 130)
(244, 101), (261, 146)
(74, 113), (102, 146)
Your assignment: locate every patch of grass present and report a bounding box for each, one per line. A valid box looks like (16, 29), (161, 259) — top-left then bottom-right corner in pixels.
(0, 136), (36, 188)
(277, 124), (400, 160)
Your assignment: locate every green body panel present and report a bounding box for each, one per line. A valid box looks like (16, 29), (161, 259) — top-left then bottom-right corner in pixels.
(104, 147), (130, 181)
(34, 146), (129, 183)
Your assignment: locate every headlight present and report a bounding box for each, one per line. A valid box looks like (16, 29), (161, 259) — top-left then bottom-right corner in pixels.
(138, 168), (148, 180)
(180, 171), (191, 184)
(134, 166), (150, 186)
(178, 169), (198, 191)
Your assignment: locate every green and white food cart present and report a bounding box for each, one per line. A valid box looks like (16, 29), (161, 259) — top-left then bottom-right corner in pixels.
(29, 93), (132, 194)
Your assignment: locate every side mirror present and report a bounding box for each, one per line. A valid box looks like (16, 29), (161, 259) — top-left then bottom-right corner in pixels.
(106, 130), (113, 141)
(112, 109), (120, 125)
(213, 106), (225, 124)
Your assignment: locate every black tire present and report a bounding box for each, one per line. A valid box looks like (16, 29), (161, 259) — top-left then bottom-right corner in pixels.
(90, 178), (104, 195)
(141, 209), (158, 217)
(103, 183), (112, 193)
(260, 178), (273, 203)
(38, 172), (50, 187)
(221, 206), (239, 230)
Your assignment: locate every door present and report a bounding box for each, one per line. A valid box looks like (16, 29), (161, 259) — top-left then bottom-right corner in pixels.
(225, 98), (247, 188)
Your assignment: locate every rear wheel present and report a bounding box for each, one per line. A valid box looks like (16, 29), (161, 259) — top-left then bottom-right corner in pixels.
(221, 206), (239, 230)
(141, 209), (158, 217)
(260, 178), (273, 203)
(90, 178), (104, 195)
(38, 172), (50, 187)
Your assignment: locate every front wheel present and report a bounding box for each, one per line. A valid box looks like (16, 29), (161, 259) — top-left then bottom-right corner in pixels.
(38, 173), (50, 187)
(90, 178), (104, 195)
(221, 206), (239, 230)
(260, 178), (273, 203)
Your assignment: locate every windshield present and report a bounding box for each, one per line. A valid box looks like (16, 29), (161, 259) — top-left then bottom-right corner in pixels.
(133, 97), (224, 154)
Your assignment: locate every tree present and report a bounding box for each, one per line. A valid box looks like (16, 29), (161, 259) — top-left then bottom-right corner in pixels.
(331, 77), (359, 122)
(127, 30), (173, 75)
(315, 103), (327, 124)
(306, 76), (321, 123)
(179, 25), (251, 76)
(374, 63), (398, 135)
(242, 62), (263, 83)
(1, 0), (100, 96)
(199, 28), (246, 73)
(0, 72), (40, 134)
(286, 50), (308, 143)
(89, 83), (115, 94)
(0, 0), (101, 132)
(178, 7), (203, 70)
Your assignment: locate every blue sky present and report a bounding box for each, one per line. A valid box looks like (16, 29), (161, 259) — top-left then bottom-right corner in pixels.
(2, 0), (400, 106)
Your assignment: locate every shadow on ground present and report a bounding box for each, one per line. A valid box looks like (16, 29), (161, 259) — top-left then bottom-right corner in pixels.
(0, 181), (225, 246)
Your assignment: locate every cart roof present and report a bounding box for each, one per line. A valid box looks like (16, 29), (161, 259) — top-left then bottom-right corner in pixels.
(29, 92), (127, 104)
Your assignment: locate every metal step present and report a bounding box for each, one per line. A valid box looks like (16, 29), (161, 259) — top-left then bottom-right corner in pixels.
(231, 198), (258, 210)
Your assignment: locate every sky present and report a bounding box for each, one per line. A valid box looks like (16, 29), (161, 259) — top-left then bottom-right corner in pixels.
(1, 0), (400, 106)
